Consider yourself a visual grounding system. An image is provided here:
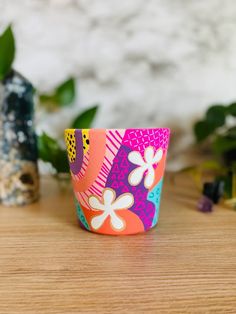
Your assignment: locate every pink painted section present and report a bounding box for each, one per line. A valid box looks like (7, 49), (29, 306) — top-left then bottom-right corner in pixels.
(122, 128), (170, 155)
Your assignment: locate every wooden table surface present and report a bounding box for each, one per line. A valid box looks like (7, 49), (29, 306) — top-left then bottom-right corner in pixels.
(0, 175), (236, 314)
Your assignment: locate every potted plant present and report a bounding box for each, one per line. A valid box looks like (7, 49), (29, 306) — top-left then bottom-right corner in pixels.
(182, 103), (236, 212)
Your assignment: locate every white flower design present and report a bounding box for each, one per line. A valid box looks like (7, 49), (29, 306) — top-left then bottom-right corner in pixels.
(88, 188), (134, 231)
(128, 146), (163, 189)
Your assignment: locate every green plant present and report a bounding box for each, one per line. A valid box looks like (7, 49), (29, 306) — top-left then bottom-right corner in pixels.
(38, 105), (98, 174)
(71, 106), (98, 129)
(194, 103), (236, 156)
(0, 25), (98, 175)
(38, 132), (69, 174)
(39, 78), (76, 111)
(37, 79), (98, 174)
(0, 25), (15, 80)
(189, 103), (236, 208)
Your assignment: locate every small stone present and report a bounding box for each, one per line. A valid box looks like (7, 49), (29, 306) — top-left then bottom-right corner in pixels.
(197, 196), (213, 213)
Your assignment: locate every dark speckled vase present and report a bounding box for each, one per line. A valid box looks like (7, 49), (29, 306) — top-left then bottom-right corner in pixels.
(0, 70), (39, 206)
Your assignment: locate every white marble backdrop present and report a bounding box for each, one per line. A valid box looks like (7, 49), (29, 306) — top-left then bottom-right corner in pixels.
(1, 0), (236, 167)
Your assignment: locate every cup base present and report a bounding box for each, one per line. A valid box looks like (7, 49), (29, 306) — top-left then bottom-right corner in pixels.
(78, 219), (157, 236)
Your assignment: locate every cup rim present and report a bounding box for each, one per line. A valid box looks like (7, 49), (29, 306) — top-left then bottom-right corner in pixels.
(65, 127), (171, 132)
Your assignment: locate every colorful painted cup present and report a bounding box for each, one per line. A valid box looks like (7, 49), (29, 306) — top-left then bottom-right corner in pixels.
(65, 128), (170, 235)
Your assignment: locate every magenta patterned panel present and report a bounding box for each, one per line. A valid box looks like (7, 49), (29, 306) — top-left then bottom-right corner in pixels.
(123, 128), (169, 155)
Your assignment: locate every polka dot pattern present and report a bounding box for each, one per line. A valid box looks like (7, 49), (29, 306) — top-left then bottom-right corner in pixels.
(82, 129), (90, 154)
(65, 130), (76, 162)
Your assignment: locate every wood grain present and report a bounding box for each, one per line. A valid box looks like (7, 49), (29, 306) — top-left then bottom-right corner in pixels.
(0, 175), (236, 314)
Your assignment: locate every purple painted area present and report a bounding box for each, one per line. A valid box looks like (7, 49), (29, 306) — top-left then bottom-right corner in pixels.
(123, 128), (170, 155)
(106, 145), (155, 230)
(69, 129), (84, 175)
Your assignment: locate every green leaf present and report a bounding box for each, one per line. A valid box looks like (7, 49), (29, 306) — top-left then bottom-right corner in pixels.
(232, 171), (236, 199)
(38, 133), (69, 173)
(38, 133), (58, 161)
(199, 160), (224, 172)
(205, 105), (226, 128)
(212, 136), (236, 154)
(194, 120), (215, 142)
(227, 102), (236, 116)
(216, 174), (232, 199)
(71, 105), (98, 129)
(39, 78), (76, 110)
(39, 94), (58, 111)
(56, 78), (75, 106)
(176, 165), (197, 173)
(227, 126), (236, 139)
(0, 25), (15, 80)
(53, 150), (69, 174)
(39, 94), (55, 103)
(177, 161), (225, 178)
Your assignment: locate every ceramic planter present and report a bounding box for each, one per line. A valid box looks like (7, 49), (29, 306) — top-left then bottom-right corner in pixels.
(65, 128), (170, 235)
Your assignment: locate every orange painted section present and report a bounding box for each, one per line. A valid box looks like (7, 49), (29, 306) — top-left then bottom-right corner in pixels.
(72, 129), (106, 192)
(82, 205), (145, 235)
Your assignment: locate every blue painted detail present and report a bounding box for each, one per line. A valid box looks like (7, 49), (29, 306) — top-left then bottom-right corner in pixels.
(74, 198), (90, 230)
(147, 179), (163, 227)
